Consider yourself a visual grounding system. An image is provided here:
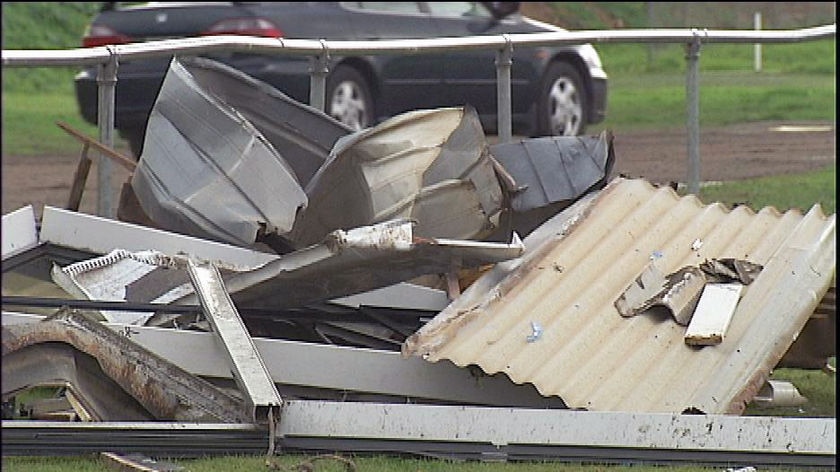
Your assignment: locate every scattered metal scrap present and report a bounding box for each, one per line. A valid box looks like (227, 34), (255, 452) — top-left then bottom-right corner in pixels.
(1, 54), (836, 466)
(130, 57), (615, 252)
(615, 257), (763, 326)
(2, 308), (248, 423)
(47, 218), (524, 330)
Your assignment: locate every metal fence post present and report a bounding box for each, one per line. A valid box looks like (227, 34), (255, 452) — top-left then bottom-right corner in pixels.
(495, 35), (513, 143)
(685, 31), (702, 195)
(96, 49), (118, 218)
(309, 40), (330, 112)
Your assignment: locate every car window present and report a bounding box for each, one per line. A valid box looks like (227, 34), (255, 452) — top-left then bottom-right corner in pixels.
(425, 2), (492, 18)
(341, 2), (424, 14)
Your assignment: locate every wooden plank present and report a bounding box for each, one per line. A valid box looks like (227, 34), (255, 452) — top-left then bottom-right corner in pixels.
(684, 283), (744, 346)
(56, 121), (137, 173)
(66, 143), (92, 211)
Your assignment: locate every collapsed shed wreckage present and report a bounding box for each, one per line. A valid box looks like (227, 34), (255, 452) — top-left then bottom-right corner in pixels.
(1, 56), (835, 463)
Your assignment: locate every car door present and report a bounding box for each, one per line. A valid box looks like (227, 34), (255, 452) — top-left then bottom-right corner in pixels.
(427, 2), (544, 120)
(340, 2), (447, 115)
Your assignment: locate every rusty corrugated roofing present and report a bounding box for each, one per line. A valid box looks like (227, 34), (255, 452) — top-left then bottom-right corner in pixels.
(403, 177), (836, 414)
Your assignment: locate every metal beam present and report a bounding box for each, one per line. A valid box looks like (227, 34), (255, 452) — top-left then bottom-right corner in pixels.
(278, 400), (836, 457)
(2, 312), (564, 408)
(186, 260), (283, 424)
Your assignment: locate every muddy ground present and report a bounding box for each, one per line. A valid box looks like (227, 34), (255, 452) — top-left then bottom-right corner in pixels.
(1, 120), (835, 219)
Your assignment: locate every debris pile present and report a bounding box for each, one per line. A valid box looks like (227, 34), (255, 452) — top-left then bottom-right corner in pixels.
(1, 56), (835, 462)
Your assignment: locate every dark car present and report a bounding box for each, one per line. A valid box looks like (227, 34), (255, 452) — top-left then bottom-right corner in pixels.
(75, 2), (608, 156)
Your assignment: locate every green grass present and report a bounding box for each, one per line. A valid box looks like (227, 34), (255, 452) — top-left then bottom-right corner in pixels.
(696, 164), (836, 214)
(3, 454), (808, 472)
(0, 92), (101, 157)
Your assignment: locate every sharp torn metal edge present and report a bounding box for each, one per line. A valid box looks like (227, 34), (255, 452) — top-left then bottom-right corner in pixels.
(615, 258), (764, 326)
(48, 219), (523, 327)
(130, 57), (614, 253)
(289, 105), (505, 248)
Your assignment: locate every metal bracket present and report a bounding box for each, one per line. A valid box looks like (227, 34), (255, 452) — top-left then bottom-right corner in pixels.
(309, 39), (331, 112)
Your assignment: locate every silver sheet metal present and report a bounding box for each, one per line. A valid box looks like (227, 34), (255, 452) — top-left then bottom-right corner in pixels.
(277, 400), (835, 456)
(289, 106), (505, 247)
(489, 130), (615, 212)
(131, 58), (308, 247)
(215, 219), (524, 310)
(47, 219), (522, 314)
(178, 57), (351, 187)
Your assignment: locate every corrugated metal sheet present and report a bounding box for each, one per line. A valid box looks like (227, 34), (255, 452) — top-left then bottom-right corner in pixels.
(132, 58), (307, 247)
(403, 177), (836, 414)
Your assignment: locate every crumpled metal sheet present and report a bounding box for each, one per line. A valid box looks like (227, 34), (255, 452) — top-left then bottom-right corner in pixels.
(2, 308), (249, 422)
(49, 220), (523, 321)
(177, 56), (351, 187)
(489, 130), (615, 212)
(51, 249), (191, 325)
(221, 219), (522, 310)
(129, 58), (617, 254)
(289, 106), (505, 247)
(131, 58), (308, 247)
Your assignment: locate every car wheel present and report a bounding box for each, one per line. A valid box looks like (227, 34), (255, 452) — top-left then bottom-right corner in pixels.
(537, 62), (587, 136)
(326, 65), (374, 131)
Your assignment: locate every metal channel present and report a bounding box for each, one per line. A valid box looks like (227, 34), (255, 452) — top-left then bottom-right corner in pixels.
(278, 401), (836, 456)
(2, 418), (834, 468)
(186, 259), (283, 424)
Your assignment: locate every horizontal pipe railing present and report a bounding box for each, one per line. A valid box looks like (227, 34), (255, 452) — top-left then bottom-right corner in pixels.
(3, 25), (835, 66)
(2, 24), (835, 217)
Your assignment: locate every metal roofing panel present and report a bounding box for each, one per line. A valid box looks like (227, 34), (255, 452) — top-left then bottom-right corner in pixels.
(403, 177), (836, 414)
(131, 58), (308, 247)
(178, 56), (351, 187)
(489, 131), (614, 212)
(289, 106), (504, 247)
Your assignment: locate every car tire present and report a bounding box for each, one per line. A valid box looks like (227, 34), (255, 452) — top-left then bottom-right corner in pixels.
(326, 65), (374, 131)
(537, 61), (587, 136)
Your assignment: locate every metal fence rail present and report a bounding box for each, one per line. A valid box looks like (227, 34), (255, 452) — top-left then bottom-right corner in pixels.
(2, 24), (835, 217)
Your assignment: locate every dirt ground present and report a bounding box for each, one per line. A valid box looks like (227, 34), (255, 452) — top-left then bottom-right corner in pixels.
(1, 120), (835, 219)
